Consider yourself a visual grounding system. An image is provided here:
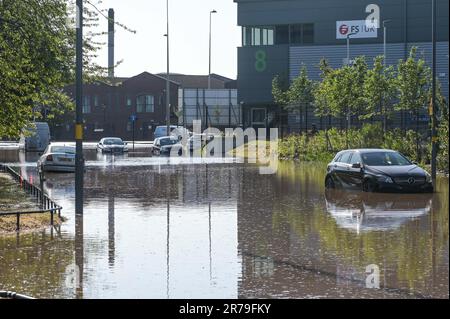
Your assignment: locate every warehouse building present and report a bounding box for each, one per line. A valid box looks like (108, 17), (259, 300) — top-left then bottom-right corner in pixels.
(235, 0), (449, 133)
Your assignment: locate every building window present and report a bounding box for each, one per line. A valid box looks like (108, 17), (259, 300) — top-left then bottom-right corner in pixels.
(82, 96), (91, 114)
(290, 24), (302, 44)
(303, 23), (314, 44)
(126, 97), (132, 107)
(137, 95), (154, 113)
(243, 24), (314, 46)
(275, 25), (289, 44)
(243, 26), (274, 46)
(93, 95), (99, 107)
(251, 108), (266, 125)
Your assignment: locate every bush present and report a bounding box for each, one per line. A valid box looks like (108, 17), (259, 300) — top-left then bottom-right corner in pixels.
(279, 124), (440, 168)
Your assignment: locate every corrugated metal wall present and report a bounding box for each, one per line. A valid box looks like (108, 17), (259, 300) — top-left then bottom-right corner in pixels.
(288, 42), (449, 132)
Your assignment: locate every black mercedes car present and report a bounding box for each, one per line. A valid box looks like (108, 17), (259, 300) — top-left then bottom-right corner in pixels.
(325, 149), (434, 193)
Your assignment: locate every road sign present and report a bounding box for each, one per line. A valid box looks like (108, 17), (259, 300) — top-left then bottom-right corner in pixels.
(130, 114), (137, 122)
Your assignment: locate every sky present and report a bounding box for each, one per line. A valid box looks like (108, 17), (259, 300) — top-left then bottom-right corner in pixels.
(92, 0), (241, 79)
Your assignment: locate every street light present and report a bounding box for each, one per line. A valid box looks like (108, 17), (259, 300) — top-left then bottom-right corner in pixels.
(383, 20), (392, 66)
(165, 0), (171, 138)
(346, 31), (358, 65)
(431, 0), (437, 184)
(208, 10), (217, 90)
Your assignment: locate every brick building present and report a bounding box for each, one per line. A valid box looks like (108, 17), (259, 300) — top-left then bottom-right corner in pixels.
(52, 72), (179, 142)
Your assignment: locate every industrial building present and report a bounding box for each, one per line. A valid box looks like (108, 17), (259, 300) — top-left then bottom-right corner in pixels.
(235, 0), (449, 133)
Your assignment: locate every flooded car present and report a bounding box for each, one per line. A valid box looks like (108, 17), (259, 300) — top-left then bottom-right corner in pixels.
(37, 143), (75, 173)
(97, 137), (128, 154)
(152, 136), (183, 156)
(325, 149), (434, 193)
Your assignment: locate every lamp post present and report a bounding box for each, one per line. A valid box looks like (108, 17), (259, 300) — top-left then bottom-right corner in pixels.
(346, 31), (358, 65)
(431, 0), (437, 184)
(383, 20), (392, 66)
(208, 10), (217, 90)
(75, 0), (84, 215)
(165, 0), (171, 137)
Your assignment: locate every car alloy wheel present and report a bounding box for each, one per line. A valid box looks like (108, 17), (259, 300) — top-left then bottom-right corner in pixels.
(362, 180), (375, 192)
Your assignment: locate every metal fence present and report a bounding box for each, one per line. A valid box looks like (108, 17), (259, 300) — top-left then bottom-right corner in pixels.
(0, 164), (62, 231)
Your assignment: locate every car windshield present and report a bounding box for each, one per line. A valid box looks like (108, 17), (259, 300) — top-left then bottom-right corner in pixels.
(160, 138), (178, 146)
(361, 152), (412, 166)
(104, 139), (123, 145)
(51, 146), (75, 154)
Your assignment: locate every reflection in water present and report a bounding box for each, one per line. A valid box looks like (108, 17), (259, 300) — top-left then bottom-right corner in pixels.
(238, 163), (448, 299)
(108, 189), (115, 268)
(0, 154), (448, 299)
(325, 190), (433, 233)
(75, 214), (83, 299)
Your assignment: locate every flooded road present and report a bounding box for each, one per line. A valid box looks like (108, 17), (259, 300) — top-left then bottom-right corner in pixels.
(0, 150), (448, 299)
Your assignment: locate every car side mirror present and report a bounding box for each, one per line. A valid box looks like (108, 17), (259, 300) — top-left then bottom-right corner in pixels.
(412, 161), (418, 165)
(352, 163), (362, 169)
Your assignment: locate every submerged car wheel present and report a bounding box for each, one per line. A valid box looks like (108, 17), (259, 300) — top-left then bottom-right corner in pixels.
(325, 177), (335, 189)
(362, 179), (376, 192)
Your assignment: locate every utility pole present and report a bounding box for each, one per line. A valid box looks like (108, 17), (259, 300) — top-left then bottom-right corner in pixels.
(208, 10), (217, 90)
(165, 0), (171, 137)
(383, 20), (392, 66)
(75, 0), (84, 215)
(431, 0), (437, 184)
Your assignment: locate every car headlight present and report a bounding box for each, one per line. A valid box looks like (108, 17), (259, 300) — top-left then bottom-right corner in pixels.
(377, 175), (394, 183)
(425, 172), (432, 183)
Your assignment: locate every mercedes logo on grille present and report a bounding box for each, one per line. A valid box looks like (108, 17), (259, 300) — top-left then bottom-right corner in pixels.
(408, 177), (416, 185)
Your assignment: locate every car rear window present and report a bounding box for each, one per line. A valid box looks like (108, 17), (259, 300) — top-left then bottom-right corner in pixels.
(51, 146), (75, 154)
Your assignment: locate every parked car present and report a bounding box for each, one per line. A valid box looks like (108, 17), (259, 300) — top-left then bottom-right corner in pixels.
(20, 122), (51, 152)
(97, 137), (128, 154)
(187, 133), (215, 153)
(37, 143), (76, 173)
(152, 136), (183, 156)
(154, 125), (191, 140)
(325, 149), (434, 193)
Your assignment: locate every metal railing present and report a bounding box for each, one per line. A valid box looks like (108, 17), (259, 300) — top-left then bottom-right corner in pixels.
(0, 290), (35, 300)
(0, 164), (62, 231)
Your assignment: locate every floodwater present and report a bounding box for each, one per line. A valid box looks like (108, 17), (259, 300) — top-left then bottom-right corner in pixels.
(0, 149), (448, 299)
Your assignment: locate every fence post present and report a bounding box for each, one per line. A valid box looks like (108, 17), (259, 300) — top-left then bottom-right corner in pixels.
(50, 210), (54, 226)
(16, 213), (20, 231)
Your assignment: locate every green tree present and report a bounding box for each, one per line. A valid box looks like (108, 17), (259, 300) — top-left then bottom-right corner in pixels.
(395, 47), (431, 160)
(273, 66), (315, 133)
(322, 56), (368, 148)
(363, 56), (396, 136)
(437, 84), (449, 173)
(0, 0), (134, 138)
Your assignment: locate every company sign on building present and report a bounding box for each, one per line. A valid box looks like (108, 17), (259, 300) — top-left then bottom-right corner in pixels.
(336, 20), (378, 39)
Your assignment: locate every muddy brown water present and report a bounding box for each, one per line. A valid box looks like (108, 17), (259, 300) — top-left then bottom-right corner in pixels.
(0, 150), (448, 299)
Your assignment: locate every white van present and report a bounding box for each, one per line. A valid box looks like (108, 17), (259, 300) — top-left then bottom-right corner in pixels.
(20, 122), (51, 152)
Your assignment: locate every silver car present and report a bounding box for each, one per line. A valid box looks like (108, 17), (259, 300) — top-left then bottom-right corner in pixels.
(37, 143), (76, 173)
(97, 137), (129, 154)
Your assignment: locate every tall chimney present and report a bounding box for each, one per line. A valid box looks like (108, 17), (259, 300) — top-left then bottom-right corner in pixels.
(108, 8), (115, 79)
